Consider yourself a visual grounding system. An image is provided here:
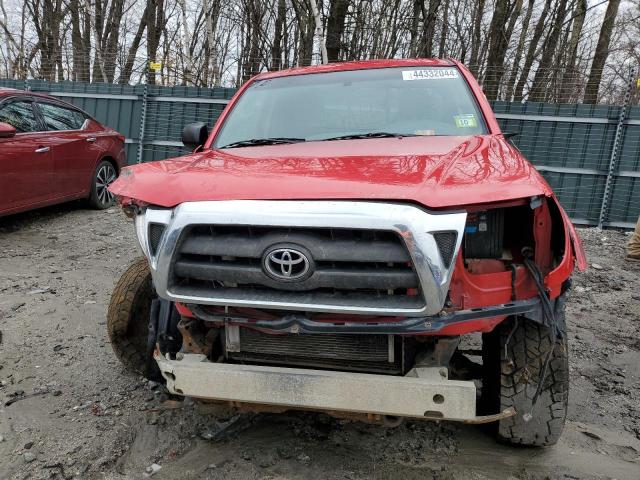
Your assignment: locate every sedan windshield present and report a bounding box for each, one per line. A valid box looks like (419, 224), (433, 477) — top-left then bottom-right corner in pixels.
(214, 66), (487, 148)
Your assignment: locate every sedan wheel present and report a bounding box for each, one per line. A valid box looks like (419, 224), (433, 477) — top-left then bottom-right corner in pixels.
(90, 160), (118, 209)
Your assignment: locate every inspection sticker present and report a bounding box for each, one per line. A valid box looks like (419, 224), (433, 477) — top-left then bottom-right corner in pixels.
(402, 69), (459, 81)
(454, 114), (478, 128)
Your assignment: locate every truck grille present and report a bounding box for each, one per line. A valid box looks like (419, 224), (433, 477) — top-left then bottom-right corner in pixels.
(170, 225), (424, 312)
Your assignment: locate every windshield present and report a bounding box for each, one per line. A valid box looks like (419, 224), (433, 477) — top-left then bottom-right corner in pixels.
(213, 66), (487, 148)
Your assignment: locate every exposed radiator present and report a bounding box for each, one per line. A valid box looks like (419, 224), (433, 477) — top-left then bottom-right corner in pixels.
(226, 328), (411, 375)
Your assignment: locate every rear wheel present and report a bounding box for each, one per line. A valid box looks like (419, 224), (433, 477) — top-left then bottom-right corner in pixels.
(107, 258), (156, 375)
(89, 160), (117, 209)
(482, 305), (569, 446)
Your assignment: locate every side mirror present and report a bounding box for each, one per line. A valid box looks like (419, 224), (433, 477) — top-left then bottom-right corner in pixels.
(181, 122), (209, 150)
(0, 122), (16, 139)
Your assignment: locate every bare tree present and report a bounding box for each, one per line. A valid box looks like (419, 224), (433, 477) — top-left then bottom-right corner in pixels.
(468, 0), (485, 75)
(584, 0), (621, 103)
(326, 0), (349, 62)
(146, 0), (166, 85)
(512, 0), (553, 101)
(529, 0), (569, 102)
(291, 0), (314, 66)
(0, 0), (634, 105)
(270, 0), (286, 69)
(483, 0), (518, 101)
(504, 0), (535, 101)
(26, 0), (67, 81)
(559, 0), (587, 102)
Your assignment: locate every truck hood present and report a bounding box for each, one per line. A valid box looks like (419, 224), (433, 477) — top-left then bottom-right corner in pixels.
(110, 135), (552, 209)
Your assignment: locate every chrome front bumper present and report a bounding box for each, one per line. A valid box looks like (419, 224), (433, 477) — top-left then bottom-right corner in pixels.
(136, 201), (467, 317)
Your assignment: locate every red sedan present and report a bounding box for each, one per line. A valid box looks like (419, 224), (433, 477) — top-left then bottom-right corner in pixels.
(0, 88), (126, 217)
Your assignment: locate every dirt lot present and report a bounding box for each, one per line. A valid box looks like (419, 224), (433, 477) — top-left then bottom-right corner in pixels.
(1, 203), (639, 480)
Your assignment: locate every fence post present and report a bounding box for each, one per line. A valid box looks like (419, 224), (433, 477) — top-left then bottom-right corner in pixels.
(598, 67), (636, 229)
(136, 84), (149, 164)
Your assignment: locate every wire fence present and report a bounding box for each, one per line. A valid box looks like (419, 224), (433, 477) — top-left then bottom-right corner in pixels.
(0, 64), (638, 228)
(472, 64), (638, 106)
(1, 46), (639, 106)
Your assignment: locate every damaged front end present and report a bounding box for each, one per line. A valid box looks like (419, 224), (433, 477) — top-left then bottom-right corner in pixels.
(115, 194), (582, 431)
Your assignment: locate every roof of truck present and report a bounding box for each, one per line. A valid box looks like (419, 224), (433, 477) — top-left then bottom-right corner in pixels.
(255, 58), (458, 80)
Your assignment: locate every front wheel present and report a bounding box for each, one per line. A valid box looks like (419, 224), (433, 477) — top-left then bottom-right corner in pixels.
(107, 258), (156, 375)
(482, 301), (569, 447)
(89, 160), (118, 209)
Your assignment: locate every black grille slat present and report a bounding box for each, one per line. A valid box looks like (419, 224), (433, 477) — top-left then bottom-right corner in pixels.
(180, 233), (410, 263)
(174, 259), (418, 290)
(175, 260), (261, 282)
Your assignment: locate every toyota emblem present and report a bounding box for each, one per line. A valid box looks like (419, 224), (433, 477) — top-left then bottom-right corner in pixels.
(263, 246), (313, 281)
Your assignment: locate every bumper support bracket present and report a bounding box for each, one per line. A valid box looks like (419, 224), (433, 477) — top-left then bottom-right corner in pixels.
(156, 353), (515, 423)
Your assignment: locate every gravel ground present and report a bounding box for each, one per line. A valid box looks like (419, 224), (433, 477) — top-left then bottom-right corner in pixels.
(0, 202), (639, 480)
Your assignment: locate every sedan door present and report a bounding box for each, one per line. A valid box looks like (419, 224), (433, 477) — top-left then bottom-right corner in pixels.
(0, 99), (55, 214)
(35, 101), (99, 198)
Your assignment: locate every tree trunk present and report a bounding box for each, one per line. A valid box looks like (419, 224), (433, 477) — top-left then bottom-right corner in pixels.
(438, 0), (449, 58)
(504, 0), (534, 101)
(384, 0), (402, 58)
(102, 0), (125, 82)
(326, 0), (349, 62)
(119, 4), (149, 84)
(245, 0), (263, 81)
(309, 0), (327, 63)
(483, 0), (515, 101)
(202, 0), (221, 86)
(559, 0), (586, 102)
(468, 0), (485, 75)
(270, 0), (286, 69)
(529, 0), (569, 102)
(27, 0), (65, 81)
(409, 0), (423, 56)
(146, 0), (166, 85)
(291, 0), (314, 66)
(504, 0), (522, 47)
(69, 0), (90, 82)
(418, 0), (441, 57)
(513, 0), (553, 101)
(178, 0), (193, 85)
(583, 0), (621, 104)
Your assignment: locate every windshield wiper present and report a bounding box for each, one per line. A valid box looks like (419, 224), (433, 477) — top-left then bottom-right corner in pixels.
(321, 132), (417, 141)
(219, 137), (306, 149)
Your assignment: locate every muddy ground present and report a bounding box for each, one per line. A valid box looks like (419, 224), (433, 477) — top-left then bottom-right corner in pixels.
(0, 203), (639, 480)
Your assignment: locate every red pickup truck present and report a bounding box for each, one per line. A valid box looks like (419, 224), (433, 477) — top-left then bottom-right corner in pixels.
(108, 59), (586, 446)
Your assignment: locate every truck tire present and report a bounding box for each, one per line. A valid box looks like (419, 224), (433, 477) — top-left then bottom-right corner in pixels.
(107, 257), (155, 375)
(482, 307), (569, 447)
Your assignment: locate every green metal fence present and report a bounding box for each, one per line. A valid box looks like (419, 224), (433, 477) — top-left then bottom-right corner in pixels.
(0, 79), (235, 163)
(492, 100), (640, 227)
(1, 77), (638, 228)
